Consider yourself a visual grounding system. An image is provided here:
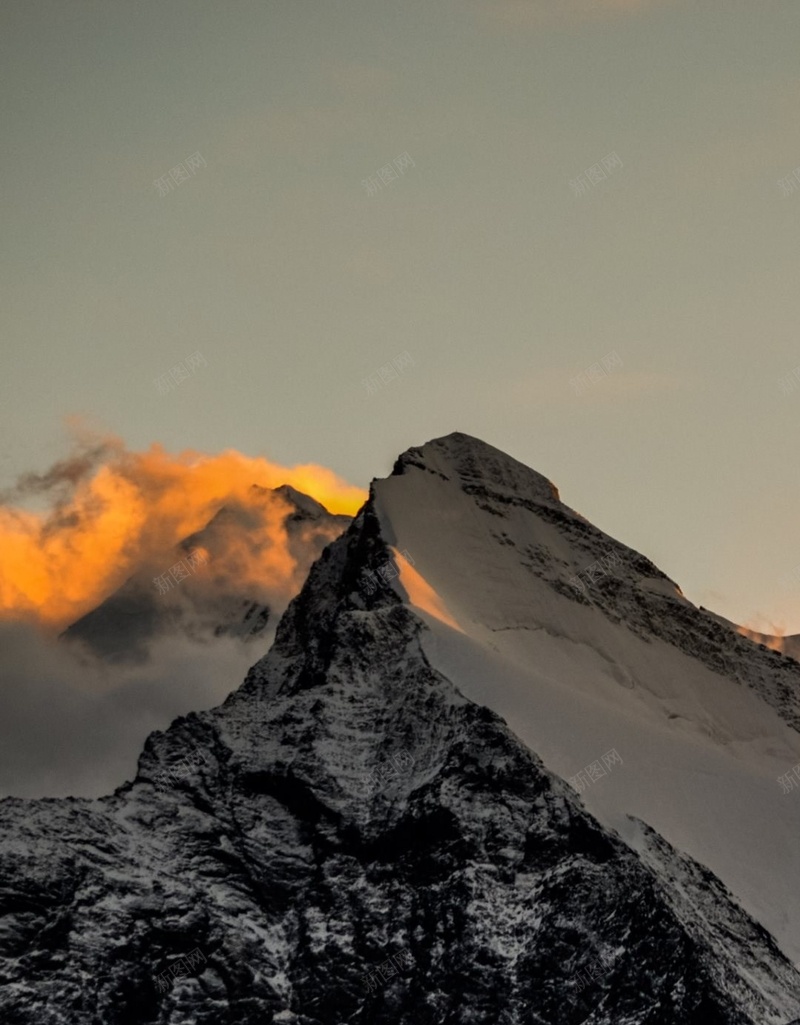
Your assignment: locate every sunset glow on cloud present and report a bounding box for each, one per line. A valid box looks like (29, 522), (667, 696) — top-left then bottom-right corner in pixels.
(0, 427), (366, 630)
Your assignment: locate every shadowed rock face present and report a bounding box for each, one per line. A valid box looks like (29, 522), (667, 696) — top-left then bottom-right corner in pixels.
(2, 434), (799, 1024)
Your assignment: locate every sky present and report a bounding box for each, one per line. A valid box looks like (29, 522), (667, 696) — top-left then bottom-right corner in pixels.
(2, 0), (800, 637)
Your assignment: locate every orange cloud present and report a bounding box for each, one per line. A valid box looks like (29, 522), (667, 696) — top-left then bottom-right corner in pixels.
(0, 425), (365, 630)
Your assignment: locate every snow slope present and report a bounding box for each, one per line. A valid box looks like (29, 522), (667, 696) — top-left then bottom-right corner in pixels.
(374, 433), (800, 962)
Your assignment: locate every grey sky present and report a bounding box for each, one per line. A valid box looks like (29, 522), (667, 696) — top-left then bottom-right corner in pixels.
(2, 0), (800, 631)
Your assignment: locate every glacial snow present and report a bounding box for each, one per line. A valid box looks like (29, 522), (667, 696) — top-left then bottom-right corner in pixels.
(374, 433), (800, 964)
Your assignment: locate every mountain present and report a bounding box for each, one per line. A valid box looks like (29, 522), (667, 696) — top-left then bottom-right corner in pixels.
(372, 434), (800, 962)
(61, 483), (350, 663)
(699, 607), (800, 662)
(2, 432), (799, 1025)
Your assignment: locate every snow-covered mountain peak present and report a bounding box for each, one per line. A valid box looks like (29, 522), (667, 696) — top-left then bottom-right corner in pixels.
(366, 434), (800, 962)
(374, 433), (798, 707)
(391, 431), (562, 505)
(374, 432), (684, 638)
(251, 482), (336, 523)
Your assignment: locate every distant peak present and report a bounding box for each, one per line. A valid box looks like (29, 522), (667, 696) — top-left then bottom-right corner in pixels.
(247, 482), (331, 516)
(391, 432), (560, 504)
(271, 483), (330, 519)
(272, 483), (311, 503)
